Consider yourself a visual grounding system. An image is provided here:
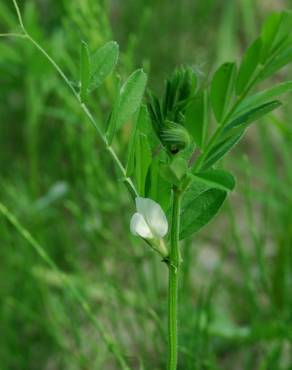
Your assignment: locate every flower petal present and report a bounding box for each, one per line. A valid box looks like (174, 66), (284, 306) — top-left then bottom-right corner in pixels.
(135, 197), (168, 238)
(130, 212), (153, 239)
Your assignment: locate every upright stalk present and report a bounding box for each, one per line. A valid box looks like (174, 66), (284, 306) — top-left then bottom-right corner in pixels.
(167, 187), (182, 370)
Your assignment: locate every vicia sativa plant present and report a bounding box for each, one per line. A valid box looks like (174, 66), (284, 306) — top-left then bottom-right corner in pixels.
(5, 2), (292, 369)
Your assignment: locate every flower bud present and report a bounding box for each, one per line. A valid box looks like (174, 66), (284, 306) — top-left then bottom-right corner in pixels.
(161, 121), (191, 154)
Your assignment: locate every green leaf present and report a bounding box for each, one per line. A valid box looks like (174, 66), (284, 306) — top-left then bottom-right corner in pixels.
(236, 81), (292, 114)
(224, 100), (282, 132)
(191, 169), (236, 192)
(180, 181), (227, 240)
(134, 132), (152, 196)
(146, 158), (172, 212)
(169, 157), (188, 181)
(160, 157), (188, 186)
(106, 69), (147, 144)
(160, 165), (180, 187)
(236, 38), (261, 95)
(126, 106), (151, 196)
(201, 132), (243, 171)
(268, 11), (292, 57)
(211, 62), (237, 123)
(89, 41), (119, 91)
(117, 70), (148, 129)
(185, 90), (208, 148)
(260, 12), (282, 63)
(80, 41), (91, 103)
(259, 46), (292, 80)
(126, 106), (148, 177)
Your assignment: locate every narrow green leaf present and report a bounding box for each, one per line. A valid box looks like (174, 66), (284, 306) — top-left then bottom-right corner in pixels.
(236, 38), (261, 95)
(191, 169), (236, 192)
(211, 62), (237, 123)
(146, 158), (172, 212)
(236, 81), (292, 114)
(90, 41), (119, 91)
(117, 70), (148, 129)
(134, 132), (152, 196)
(180, 181), (227, 240)
(224, 100), (282, 132)
(80, 41), (90, 103)
(126, 106), (148, 177)
(269, 11), (292, 56)
(260, 12), (282, 63)
(259, 46), (292, 80)
(106, 69), (147, 144)
(201, 132), (243, 171)
(185, 90), (208, 148)
(262, 10), (292, 60)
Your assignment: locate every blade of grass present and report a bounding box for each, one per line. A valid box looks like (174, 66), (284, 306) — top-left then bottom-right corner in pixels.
(0, 200), (131, 370)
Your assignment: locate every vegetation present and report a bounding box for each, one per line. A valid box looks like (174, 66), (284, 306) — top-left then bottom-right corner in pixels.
(0, 1), (291, 369)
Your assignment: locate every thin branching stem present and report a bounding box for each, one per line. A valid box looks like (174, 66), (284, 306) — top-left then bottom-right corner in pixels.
(10, 0), (138, 198)
(12, 0), (25, 30)
(0, 33), (27, 38)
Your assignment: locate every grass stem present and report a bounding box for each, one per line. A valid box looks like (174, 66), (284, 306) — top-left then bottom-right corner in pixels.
(0, 200), (131, 370)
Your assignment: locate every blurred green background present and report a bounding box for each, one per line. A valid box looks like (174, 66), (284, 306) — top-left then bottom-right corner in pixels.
(0, 0), (291, 369)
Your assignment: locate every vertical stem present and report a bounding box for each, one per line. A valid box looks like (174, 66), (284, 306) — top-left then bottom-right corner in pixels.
(167, 187), (182, 370)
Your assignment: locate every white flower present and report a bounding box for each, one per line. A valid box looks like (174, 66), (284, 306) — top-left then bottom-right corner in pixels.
(130, 197), (168, 239)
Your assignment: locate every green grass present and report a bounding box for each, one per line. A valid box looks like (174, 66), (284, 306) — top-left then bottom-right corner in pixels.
(0, 1), (292, 369)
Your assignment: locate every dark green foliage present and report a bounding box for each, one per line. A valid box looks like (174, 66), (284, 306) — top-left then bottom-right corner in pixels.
(1, 1), (292, 370)
(180, 181), (227, 240)
(201, 133), (244, 171)
(147, 67), (196, 155)
(89, 41), (119, 91)
(235, 81), (292, 114)
(106, 69), (147, 143)
(191, 169), (236, 192)
(145, 8), (292, 242)
(211, 62), (236, 122)
(160, 157), (188, 186)
(260, 12), (283, 63)
(184, 90), (208, 149)
(223, 100), (282, 133)
(236, 38), (261, 95)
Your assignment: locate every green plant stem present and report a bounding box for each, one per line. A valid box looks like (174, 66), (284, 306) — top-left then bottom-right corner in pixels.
(10, 0), (138, 198)
(0, 32), (26, 38)
(167, 187), (182, 370)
